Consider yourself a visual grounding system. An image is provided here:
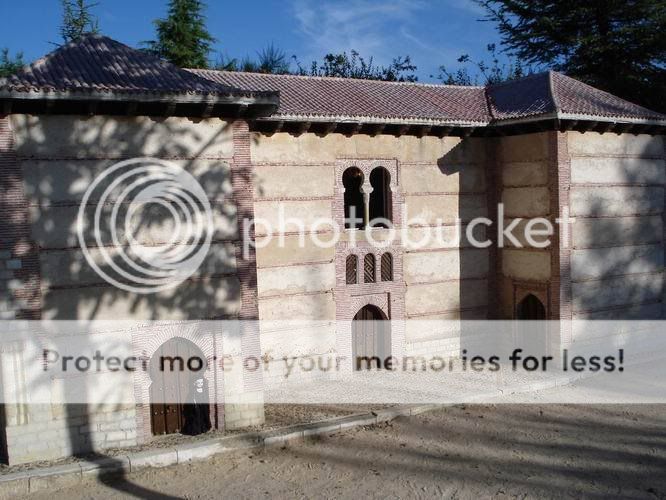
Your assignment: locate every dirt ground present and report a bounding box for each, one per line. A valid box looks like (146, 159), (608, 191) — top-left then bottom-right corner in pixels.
(0, 404), (383, 475)
(27, 403), (666, 499)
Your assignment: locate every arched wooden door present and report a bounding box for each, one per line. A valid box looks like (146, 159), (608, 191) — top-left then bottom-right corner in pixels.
(516, 294), (546, 320)
(149, 338), (208, 436)
(515, 294), (548, 357)
(352, 305), (391, 370)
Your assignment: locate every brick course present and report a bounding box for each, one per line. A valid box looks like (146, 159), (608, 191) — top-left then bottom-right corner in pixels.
(0, 116), (42, 320)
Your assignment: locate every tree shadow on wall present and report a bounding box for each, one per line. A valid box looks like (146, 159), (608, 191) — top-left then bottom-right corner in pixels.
(433, 137), (493, 359)
(0, 112), (250, 497)
(439, 132), (664, 378)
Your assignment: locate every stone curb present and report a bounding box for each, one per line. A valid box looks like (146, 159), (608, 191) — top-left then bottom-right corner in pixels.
(0, 373), (582, 498)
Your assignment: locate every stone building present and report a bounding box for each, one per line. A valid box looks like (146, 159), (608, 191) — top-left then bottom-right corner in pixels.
(0, 35), (664, 464)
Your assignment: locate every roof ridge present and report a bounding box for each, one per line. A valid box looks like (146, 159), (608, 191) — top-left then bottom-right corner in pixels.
(191, 68), (487, 90)
(550, 70), (666, 119)
(13, 33), (109, 77)
(0, 34), (281, 100)
(547, 70), (561, 114)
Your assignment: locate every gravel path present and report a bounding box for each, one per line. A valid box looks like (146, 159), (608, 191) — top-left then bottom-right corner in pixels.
(26, 402), (666, 499)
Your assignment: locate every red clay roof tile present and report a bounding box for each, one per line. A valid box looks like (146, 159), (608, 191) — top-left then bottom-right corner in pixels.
(2, 35), (664, 125)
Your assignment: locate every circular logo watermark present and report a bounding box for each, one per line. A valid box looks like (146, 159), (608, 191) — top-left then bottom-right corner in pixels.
(77, 158), (213, 294)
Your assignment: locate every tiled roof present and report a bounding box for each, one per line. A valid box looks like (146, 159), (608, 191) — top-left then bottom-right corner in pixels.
(2, 35), (664, 125)
(0, 34), (273, 100)
(486, 72), (556, 120)
(549, 71), (665, 122)
(487, 71), (666, 122)
(192, 70), (490, 124)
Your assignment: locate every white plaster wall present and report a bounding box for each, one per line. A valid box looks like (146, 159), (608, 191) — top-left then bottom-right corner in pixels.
(567, 132), (665, 320)
(404, 249), (488, 283)
(251, 131), (481, 164)
(257, 262), (335, 297)
(406, 282), (487, 316)
(258, 292), (335, 322)
(251, 132), (490, 353)
(11, 115), (234, 159)
(11, 114), (242, 322)
(254, 165), (334, 198)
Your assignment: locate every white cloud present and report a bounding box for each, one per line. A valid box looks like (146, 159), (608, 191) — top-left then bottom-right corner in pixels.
(399, 27), (462, 66)
(447, 0), (486, 16)
(291, 0), (426, 63)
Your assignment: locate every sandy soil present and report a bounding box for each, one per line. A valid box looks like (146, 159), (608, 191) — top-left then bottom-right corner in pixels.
(27, 403), (666, 499)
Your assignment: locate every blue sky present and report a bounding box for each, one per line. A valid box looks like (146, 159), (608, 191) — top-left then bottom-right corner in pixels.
(1, 0), (505, 82)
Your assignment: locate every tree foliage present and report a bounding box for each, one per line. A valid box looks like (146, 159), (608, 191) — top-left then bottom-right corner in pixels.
(0, 49), (24, 77)
(295, 50), (417, 82)
(60, 0), (99, 43)
(477, 0), (666, 111)
(216, 44), (291, 74)
(438, 43), (535, 85)
(219, 46), (418, 82)
(145, 0), (215, 69)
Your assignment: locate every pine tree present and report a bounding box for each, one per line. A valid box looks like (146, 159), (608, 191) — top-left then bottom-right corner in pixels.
(145, 0), (215, 69)
(60, 0), (99, 43)
(478, 0), (666, 112)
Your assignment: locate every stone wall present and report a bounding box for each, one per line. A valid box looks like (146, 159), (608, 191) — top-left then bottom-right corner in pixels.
(2, 111), (664, 463)
(493, 131), (665, 344)
(566, 132), (665, 323)
(10, 114), (240, 321)
(402, 137), (488, 358)
(250, 131), (489, 378)
(495, 132), (553, 319)
(3, 404), (136, 464)
(0, 115), (262, 464)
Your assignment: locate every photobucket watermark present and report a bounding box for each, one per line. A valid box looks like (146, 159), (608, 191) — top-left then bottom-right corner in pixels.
(76, 158), (575, 293)
(242, 203), (576, 258)
(76, 157), (213, 293)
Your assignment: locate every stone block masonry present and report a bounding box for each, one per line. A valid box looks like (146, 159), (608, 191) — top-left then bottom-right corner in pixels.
(566, 132), (665, 323)
(3, 405), (137, 465)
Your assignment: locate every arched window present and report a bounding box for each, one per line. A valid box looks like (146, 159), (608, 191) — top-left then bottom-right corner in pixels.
(343, 167), (364, 229)
(346, 254), (358, 284)
(369, 167), (392, 227)
(363, 254), (376, 283)
(380, 253), (393, 281)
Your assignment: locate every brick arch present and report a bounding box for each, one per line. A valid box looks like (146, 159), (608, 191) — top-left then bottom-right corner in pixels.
(131, 322), (224, 443)
(351, 295), (390, 320)
(334, 159), (402, 228)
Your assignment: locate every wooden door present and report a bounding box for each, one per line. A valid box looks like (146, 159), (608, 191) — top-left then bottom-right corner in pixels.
(149, 338), (205, 436)
(515, 294), (548, 357)
(516, 294), (546, 320)
(352, 305), (391, 370)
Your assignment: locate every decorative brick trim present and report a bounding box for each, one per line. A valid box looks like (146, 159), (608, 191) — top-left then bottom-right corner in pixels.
(548, 131), (572, 343)
(231, 121), (262, 392)
(0, 116), (42, 320)
(663, 136), (666, 319)
(131, 322), (225, 443)
(485, 137), (501, 319)
(333, 159), (403, 228)
(332, 158), (406, 373)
